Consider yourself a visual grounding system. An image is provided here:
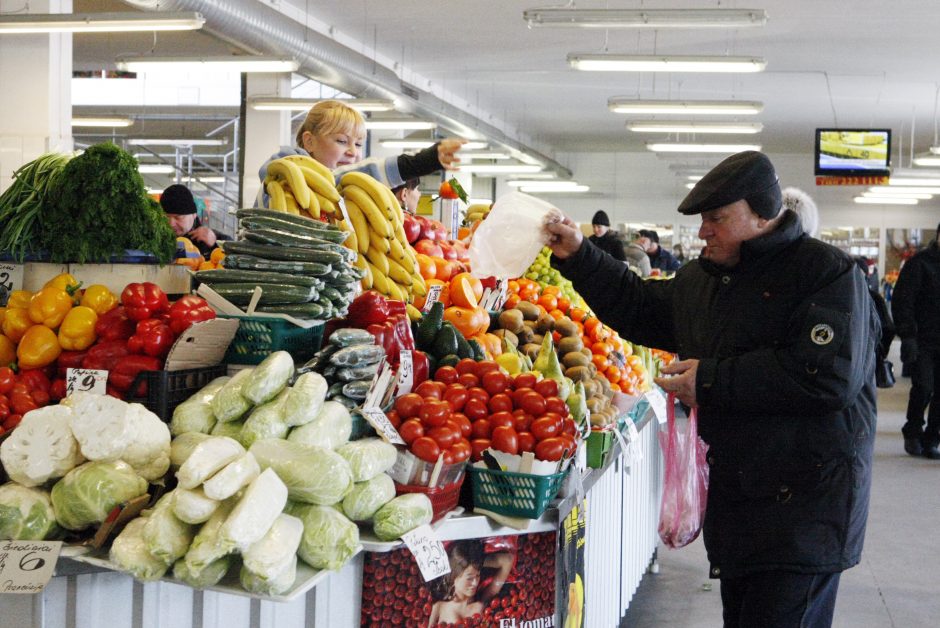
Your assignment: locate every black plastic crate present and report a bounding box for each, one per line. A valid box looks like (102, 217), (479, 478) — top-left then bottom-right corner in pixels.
(126, 365), (229, 422)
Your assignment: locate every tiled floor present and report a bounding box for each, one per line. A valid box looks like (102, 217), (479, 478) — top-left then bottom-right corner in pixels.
(622, 343), (940, 627)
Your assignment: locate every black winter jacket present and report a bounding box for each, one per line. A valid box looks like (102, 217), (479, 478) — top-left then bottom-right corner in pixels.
(891, 242), (940, 348)
(553, 210), (879, 578)
(588, 232), (627, 262)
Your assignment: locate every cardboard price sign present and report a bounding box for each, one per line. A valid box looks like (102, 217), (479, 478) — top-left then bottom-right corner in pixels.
(0, 263), (24, 293)
(0, 540), (62, 594)
(401, 524), (450, 582)
(65, 368), (108, 396)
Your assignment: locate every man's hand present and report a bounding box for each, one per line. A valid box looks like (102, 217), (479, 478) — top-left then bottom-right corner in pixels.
(654, 359), (699, 408)
(900, 337), (919, 364)
(188, 226), (216, 247)
(544, 215), (583, 260)
(437, 138), (466, 171)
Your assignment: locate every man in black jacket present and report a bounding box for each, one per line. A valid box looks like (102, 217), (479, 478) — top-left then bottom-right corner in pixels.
(546, 151), (878, 628)
(160, 184), (230, 260)
(892, 224), (940, 458)
(587, 210), (627, 261)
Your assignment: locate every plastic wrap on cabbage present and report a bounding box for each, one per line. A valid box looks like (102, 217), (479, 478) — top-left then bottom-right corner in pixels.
(0, 482), (61, 540)
(170, 433), (212, 469)
(287, 502), (360, 571)
(243, 513), (303, 581)
(173, 487), (219, 524)
(209, 418), (247, 446)
(341, 474), (396, 522)
(176, 436), (245, 490)
(240, 555), (297, 596)
(372, 494), (433, 542)
(287, 401), (352, 451)
(282, 372), (327, 427)
(143, 492), (196, 564)
(336, 438), (398, 483)
(249, 439), (352, 505)
(172, 554), (232, 589)
(211, 368), (254, 423)
(219, 468), (288, 551)
(242, 351), (294, 405)
(50, 460), (148, 531)
(202, 453), (260, 501)
(183, 497), (237, 577)
(109, 518), (169, 582)
(170, 376), (230, 436)
(240, 389), (290, 449)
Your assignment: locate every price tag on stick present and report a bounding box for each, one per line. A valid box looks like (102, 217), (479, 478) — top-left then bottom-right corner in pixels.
(0, 540), (62, 594)
(645, 387), (668, 425)
(402, 524), (450, 582)
(361, 360), (406, 445)
(0, 263), (24, 293)
(421, 284), (443, 313)
(65, 368), (108, 396)
(395, 350), (415, 397)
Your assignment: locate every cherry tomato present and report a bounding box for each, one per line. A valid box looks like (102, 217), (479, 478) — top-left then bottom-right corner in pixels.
(0, 367), (15, 394)
(385, 409), (402, 429)
(455, 358), (478, 376)
(512, 372), (537, 390)
(534, 379), (559, 398)
(512, 409), (534, 432)
(411, 436), (441, 463)
(489, 411), (515, 430)
(450, 439), (472, 463)
(535, 437), (566, 461)
(487, 393), (513, 414)
(481, 370), (510, 396)
(519, 391), (546, 417)
(467, 387), (490, 404)
(518, 431), (536, 453)
(399, 419), (424, 444)
(464, 397), (489, 422)
(442, 384), (469, 412)
(491, 426), (519, 455)
(395, 393), (424, 419)
(545, 396), (569, 417)
(457, 373), (480, 389)
(531, 415), (562, 440)
(451, 412), (473, 438)
(414, 380), (443, 400)
(470, 418), (492, 439)
(429, 425), (459, 449)
(470, 438), (491, 461)
(419, 400), (451, 428)
(434, 366), (459, 385)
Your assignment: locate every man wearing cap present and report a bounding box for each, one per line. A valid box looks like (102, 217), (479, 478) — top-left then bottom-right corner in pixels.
(545, 151), (878, 627)
(637, 228), (681, 272)
(160, 184), (230, 260)
(587, 210), (627, 262)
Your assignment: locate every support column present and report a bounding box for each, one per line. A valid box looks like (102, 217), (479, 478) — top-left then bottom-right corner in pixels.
(0, 0), (73, 193)
(241, 72), (292, 208)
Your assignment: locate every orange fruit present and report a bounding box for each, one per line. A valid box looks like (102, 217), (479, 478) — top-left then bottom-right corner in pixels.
(444, 306), (478, 338)
(504, 294), (521, 309)
(507, 280), (520, 294)
(433, 257), (454, 282)
(450, 276), (479, 308)
(538, 294), (558, 311)
(605, 366), (621, 383)
(542, 285), (560, 296)
(569, 307), (586, 323)
(556, 297), (571, 313)
(592, 341), (611, 355)
(549, 309), (565, 320)
(452, 272), (483, 301)
(416, 253), (437, 280)
(592, 354), (609, 371)
(583, 317), (601, 336)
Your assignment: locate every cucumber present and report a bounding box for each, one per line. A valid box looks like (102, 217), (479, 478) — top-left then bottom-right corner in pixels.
(243, 228), (342, 250)
(222, 240), (344, 265)
(222, 254), (332, 276)
(239, 216), (349, 243)
(237, 208), (339, 231)
(209, 283), (316, 305)
(195, 269), (320, 287)
(320, 286), (345, 304)
(255, 303), (326, 318)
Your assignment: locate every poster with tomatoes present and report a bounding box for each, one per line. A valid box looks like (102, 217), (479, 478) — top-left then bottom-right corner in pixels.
(361, 532), (556, 628)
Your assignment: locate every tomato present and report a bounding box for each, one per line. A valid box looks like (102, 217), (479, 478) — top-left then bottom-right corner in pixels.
(535, 437), (567, 462)
(448, 412), (471, 438)
(512, 372), (537, 390)
(511, 387), (535, 409)
(518, 431), (536, 453)
(399, 419), (424, 444)
(434, 366), (459, 385)
(512, 409), (533, 432)
(558, 433), (578, 453)
(428, 425), (459, 449)
(455, 358), (478, 376)
(394, 393), (424, 419)
(470, 438), (491, 461)
(414, 380), (444, 400)
(488, 411), (514, 430)
(464, 397), (489, 422)
(491, 426), (519, 455)
(411, 436), (441, 463)
(457, 373), (480, 389)
(442, 384), (469, 412)
(0, 367), (15, 394)
(545, 396), (569, 417)
(467, 387), (490, 404)
(518, 391), (546, 417)
(450, 439), (471, 463)
(481, 370), (510, 396)
(442, 449), (457, 464)
(534, 379), (559, 398)
(419, 400), (451, 428)
(385, 409), (402, 429)
(562, 417), (578, 437)
(470, 418), (492, 439)
(487, 393), (513, 414)
(3, 414), (22, 431)
(530, 415), (562, 440)
(474, 361), (501, 379)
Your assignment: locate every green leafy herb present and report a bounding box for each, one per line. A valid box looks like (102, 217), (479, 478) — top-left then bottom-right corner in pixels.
(0, 152), (72, 261)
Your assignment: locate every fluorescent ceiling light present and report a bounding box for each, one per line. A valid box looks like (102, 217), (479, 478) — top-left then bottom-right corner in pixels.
(71, 117), (133, 128)
(888, 177), (940, 186)
(627, 121), (763, 134)
(862, 191), (932, 199)
(929, 146), (940, 154)
(380, 139), (487, 150)
(116, 56), (299, 73)
(569, 54), (766, 73)
(461, 151), (510, 160)
(507, 180), (583, 190)
(913, 154), (940, 167)
(524, 8), (767, 29)
(249, 97), (394, 112)
(365, 120), (437, 131)
(460, 164), (543, 174)
(128, 138), (226, 147)
(869, 186), (940, 194)
(193, 176), (232, 184)
(0, 11), (204, 34)
(137, 164), (175, 174)
(520, 185), (589, 193)
(468, 198), (493, 205)
(687, 175), (703, 182)
(647, 142), (761, 153)
(609, 99), (763, 115)
(854, 197), (918, 205)
(685, 182), (697, 189)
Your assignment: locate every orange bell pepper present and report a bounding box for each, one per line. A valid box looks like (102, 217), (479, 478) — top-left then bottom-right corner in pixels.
(17, 324), (61, 369)
(2, 307), (33, 343)
(0, 334), (15, 366)
(58, 306), (98, 351)
(6, 290), (33, 310)
(79, 284), (118, 315)
(28, 286), (73, 329)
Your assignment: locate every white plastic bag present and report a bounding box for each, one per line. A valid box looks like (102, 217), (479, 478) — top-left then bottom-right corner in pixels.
(469, 191), (559, 279)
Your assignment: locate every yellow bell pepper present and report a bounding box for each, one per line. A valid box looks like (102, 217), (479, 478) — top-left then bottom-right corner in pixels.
(17, 324), (61, 369)
(0, 334), (15, 366)
(0, 306), (5, 328)
(44, 272), (82, 295)
(58, 306), (98, 351)
(27, 287), (73, 329)
(7, 290), (33, 309)
(2, 307), (33, 343)
(79, 284), (118, 315)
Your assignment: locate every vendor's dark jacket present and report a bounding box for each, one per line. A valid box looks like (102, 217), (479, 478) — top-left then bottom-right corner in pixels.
(553, 210), (878, 579)
(588, 231), (627, 262)
(649, 245), (681, 272)
(188, 216), (230, 260)
(891, 242), (940, 348)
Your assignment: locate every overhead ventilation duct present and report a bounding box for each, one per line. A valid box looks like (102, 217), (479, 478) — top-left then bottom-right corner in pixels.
(121, 0), (570, 177)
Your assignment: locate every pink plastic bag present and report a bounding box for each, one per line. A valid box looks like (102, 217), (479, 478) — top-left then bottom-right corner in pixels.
(657, 394), (709, 549)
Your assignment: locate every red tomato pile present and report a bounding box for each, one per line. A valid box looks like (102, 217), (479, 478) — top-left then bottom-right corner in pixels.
(389, 358), (579, 465)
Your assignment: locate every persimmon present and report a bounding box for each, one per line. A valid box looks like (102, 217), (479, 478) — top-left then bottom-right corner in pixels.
(592, 354), (609, 371)
(433, 257), (455, 282)
(538, 294), (558, 311)
(556, 296), (571, 313)
(416, 253), (437, 280)
(444, 306), (478, 337)
(504, 294), (521, 309)
(569, 307), (587, 323)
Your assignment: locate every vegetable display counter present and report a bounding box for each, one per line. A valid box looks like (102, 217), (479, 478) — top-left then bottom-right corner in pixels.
(2, 408), (662, 628)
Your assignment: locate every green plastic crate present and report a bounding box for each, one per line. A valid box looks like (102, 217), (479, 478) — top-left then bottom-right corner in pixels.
(586, 429), (614, 468)
(220, 315), (324, 365)
(469, 466), (567, 519)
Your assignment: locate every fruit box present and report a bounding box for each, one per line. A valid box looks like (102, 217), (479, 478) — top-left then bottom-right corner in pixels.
(586, 428), (614, 469)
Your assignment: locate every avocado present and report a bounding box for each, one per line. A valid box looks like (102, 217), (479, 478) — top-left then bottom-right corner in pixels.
(433, 323), (459, 358)
(416, 301), (444, 350)
(468, 338), (486, 361)
(455, 330), (473, 359)
(437, 353), (460, 369)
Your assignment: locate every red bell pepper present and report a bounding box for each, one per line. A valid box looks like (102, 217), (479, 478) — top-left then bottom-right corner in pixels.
(57, 350), (89, 378)
(121, 282), (169, 322)
(50, 378), (67, 401)
(95, 306), (137, 341)
(366, 323), (388, 354)
(110, 354), (162, 395)
(412, 350), (430, 387)
(167, 295), (216, 335)
(127, 319), (175, 358)
(9, 383), (38, 415)
(82, 339), (130, 371)
(347, 290), (391, 327)
(18, 369), (50, 395)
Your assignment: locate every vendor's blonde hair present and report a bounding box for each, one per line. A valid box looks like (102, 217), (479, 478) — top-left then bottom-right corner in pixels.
(295, 100), (366, 147)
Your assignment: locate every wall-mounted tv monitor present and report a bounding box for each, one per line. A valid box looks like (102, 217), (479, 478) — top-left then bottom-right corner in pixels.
(815, 128), (891, 177)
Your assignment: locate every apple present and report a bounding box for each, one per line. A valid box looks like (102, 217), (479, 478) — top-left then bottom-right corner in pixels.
(402, 213), (421, 244)
(414, 239), (444, 258)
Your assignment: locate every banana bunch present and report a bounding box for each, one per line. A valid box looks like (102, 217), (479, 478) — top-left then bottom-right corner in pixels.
(464, 203), (492, 226)
(263, 155), (341, 219)
(338, 172), (427, 304)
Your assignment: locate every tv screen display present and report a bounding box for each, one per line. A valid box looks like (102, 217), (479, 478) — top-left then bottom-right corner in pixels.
(815, 128), (891, 176)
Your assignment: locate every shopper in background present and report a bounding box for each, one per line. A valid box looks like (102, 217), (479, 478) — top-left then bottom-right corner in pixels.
(891, 223), (940, 458)
(392, 177), (421, 215)
(637, 228), (681, 272)
(159, 184), (229, 259)
(587, 210), (627, 261)
(621, 234), (652, 277)
(672, 243), (687, 265)
(545, 151), (878, 628)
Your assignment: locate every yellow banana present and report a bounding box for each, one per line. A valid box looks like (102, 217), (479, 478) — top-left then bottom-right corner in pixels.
(284, 191), (301, 215)
(339, 219), (358, 252)
(382, 186), (405, 227)
(306, 189), (321, 219)
(387, 258), (413, 286)
(283, 154), (334, 182)
(385, 280), (404, 302)
(411, 273), (427, 297)
(353, 252), (373, 289)
(266, 179), (287, 211)
(340, 171), (396, 218)
(406, 304), (422, 322)
(315, 193), (337, 215)
(365, 243), (390, 276)
(267, 159), (312, 209)
(343, 185), (392, 238)
(367, 261), (391, 295)
(369, 232), (391, 254)
(344, 198), (371, 255)
(297, 165), (340, 203)
(388, 238), (415, 274)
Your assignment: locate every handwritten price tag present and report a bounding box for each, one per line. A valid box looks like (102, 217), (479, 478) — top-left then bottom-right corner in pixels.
(402, 524), (450, 582)
(65, 368), (108, 396)
(0, 263), (24, 293)
(361, 407), (405, 446)
(0, 540), (62, 594)
(421, 285), (443, 313)
(645, 387), (668, 425)
(395, 350), (414, 397)
(360, 361), (405, 445)
(479, 279), (508, 311)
